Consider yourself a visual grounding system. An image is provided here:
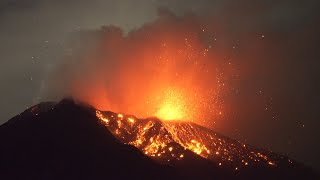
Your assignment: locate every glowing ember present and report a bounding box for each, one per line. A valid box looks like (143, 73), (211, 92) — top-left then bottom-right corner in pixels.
(128, 117), (135, 123)
(268, 161), (276, 166)
(96, 110), (109, 123)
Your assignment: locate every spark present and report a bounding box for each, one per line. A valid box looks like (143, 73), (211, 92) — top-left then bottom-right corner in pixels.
(268, 161), (276, 166)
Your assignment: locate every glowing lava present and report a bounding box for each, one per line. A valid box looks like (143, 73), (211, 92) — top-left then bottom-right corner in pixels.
(95, 110), (294, 171)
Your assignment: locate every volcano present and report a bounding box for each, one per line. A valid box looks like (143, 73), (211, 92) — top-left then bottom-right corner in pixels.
(0, 99), (317, 179)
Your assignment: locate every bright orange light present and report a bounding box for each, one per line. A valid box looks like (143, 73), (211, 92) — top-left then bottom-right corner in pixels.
(128, 117), (135, 123)
(155, 88), (189, 121)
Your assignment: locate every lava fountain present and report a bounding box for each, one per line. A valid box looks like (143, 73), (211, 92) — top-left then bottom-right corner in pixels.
(155, 87), (190, 121)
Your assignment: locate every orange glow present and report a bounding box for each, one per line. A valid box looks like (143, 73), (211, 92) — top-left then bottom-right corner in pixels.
(155, 88), (189, 120)
(64, 15), (227, 127)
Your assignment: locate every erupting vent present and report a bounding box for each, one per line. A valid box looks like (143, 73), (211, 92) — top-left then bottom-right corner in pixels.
(96, 110), (294, 171)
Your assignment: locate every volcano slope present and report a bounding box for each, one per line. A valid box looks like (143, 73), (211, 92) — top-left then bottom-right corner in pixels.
(0, 99), (317, 180)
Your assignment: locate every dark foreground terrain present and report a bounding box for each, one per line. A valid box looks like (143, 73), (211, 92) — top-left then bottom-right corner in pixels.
(0, 99), (318, 179)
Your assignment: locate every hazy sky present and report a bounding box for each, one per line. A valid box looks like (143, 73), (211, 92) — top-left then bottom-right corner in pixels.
(0, 0), (319, 171)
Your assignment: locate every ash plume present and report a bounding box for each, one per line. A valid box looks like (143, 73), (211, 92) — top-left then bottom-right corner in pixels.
(47, 9), (228, 125)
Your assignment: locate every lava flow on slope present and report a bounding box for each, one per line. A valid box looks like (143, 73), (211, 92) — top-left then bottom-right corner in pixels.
(96, 110), (295, 171)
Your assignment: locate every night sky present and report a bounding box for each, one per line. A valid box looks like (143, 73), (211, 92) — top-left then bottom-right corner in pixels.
(1, 0), (320, 172)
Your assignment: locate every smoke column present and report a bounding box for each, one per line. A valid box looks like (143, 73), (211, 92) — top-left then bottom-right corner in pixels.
(48, 10), (231, 126)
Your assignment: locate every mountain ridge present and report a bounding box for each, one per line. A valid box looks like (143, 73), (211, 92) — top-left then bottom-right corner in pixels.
(0, 98), (317, 179)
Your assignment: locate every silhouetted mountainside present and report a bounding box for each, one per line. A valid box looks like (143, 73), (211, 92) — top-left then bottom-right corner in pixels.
(0, 99), (318, 180)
